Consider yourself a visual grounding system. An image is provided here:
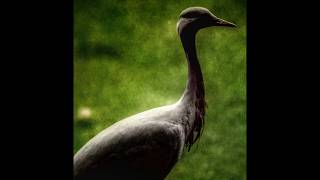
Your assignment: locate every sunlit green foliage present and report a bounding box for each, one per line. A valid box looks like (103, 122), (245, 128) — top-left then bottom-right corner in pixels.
(74, 0), (246, 179)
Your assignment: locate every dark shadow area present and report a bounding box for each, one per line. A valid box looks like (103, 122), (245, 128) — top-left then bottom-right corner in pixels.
(76, 42), (122, 59)
(75, 118), (94, 129)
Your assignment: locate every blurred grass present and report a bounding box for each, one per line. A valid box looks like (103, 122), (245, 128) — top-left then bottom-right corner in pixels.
(74, 0), (246, 179)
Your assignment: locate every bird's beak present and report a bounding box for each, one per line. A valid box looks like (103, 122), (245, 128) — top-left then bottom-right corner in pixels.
(214, 17), (237, 27)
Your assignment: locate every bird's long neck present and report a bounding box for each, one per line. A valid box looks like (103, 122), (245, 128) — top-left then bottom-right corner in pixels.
(180, 33), (204, 102)
(179, 31), (206, 150)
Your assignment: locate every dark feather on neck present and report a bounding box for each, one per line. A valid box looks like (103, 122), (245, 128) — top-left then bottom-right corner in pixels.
(179, 27), (207, 151)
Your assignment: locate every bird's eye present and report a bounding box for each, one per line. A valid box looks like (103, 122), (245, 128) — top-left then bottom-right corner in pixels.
(181, 12), (207, 19)
(181, 12), (197, 18)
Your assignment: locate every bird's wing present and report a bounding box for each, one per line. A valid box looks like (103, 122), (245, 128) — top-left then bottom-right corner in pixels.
(74, 119), (185, 180)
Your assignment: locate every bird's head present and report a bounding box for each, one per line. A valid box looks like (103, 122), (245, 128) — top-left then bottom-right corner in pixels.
(177, 7), (236, 35)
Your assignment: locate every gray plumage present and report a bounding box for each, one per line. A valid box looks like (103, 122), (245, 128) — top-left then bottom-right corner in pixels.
(74, 7), (236, 180)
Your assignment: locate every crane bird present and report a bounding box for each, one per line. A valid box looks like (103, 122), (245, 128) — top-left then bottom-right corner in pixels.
(74, 7), (236, 180)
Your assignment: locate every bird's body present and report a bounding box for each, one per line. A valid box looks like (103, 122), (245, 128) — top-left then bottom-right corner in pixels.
(74, 103), (187, 179)
(74, 7), (236, 180)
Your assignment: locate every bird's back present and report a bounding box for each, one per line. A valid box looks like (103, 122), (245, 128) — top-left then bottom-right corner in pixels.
(74, 104), (187, 180)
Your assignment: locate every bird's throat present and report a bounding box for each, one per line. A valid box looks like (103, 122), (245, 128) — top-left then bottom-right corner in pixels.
(180, 32), (204, 103)
(179, 31), (206, 150)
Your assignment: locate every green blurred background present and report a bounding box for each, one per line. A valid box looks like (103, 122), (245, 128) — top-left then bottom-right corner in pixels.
(74, 0), (246, 179)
